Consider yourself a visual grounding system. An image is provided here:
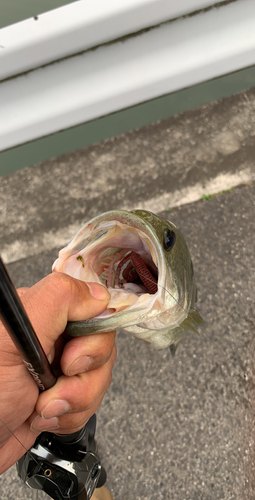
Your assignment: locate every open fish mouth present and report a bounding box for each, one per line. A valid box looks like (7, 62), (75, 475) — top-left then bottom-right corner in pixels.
(99, 249), (158, 295)
(53, 216), (164, 319)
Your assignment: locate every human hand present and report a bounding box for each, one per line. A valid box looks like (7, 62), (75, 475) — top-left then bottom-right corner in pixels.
(0, 273), (116, 473)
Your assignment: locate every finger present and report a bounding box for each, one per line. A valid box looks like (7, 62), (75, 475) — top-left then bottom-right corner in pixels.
(61, 330), (116, 376)
(29, 346), (116, 433)
(20, 273), (110, 355)
(30, 391), (107, 435)
(54, 388), (109, 434)
(39, 346), (116, 415)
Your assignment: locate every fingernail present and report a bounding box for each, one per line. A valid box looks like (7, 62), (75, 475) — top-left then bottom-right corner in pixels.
(86, 282), (110, 301)
(31, 416), (59, 432)
(68, 355), (92, 376)
(42, 400), (71, 419)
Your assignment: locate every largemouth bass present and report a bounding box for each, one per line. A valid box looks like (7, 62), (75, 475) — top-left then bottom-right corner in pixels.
(52, 210), (203, 351)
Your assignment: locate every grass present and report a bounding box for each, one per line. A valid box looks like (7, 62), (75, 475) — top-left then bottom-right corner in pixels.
(202, 188), (232, 201)
(202, 193), (212, 201)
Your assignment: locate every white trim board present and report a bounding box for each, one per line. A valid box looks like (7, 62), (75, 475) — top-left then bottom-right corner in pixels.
(1, 0), (255, 152)
(0, 0), (224, 80)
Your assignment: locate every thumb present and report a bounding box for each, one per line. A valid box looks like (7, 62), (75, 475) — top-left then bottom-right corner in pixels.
(20, 273), (110, 355)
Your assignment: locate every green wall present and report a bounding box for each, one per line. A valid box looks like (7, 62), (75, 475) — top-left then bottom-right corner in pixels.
(0, 0), (77, 28)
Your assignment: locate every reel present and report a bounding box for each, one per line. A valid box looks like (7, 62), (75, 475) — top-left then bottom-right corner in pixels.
(17, 415), (106, 500)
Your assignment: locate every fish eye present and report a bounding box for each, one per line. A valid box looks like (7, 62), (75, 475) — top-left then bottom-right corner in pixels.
(163, 228), (176, 251)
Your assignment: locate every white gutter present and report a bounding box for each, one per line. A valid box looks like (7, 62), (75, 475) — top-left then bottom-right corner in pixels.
(1, 0), (254, 152)
(0, 0), (222, 81)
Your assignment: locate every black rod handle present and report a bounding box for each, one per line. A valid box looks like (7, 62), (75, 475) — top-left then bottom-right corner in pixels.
(0, 256), (56, 391)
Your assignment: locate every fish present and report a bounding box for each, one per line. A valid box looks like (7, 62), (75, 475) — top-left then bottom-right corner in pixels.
(52, 209), (204, 351)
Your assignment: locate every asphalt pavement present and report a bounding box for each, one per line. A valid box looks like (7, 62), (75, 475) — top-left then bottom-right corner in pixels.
(0, 88), (255, 500)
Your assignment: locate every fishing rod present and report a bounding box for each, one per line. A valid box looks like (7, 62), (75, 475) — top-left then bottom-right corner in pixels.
(0, 256), (106, 500)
